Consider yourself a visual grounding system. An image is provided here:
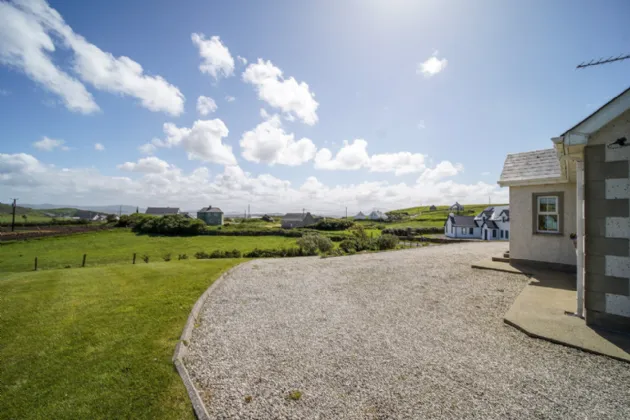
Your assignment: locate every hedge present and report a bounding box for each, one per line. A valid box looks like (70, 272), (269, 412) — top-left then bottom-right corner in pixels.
(381, 227), (443, 236)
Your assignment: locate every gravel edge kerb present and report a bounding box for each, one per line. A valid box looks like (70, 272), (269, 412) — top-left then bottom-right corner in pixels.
(172, 261), (253, 420)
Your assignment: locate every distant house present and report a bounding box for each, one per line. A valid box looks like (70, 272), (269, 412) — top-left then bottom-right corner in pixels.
(281, 212), (316, 229)
(368, 210), (388, 221)
(449, 202), (464, 212)
(444, 214), (480, 238)
(197, 206), (224, 226)
(76, 210), (96, 220)
(354, 211), (367, 220)
(145, 207), (179, 216)
(429, 205), (437, 211)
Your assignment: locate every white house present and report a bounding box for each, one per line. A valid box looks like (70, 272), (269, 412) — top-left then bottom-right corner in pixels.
(444, 206), (510, 240)
(368, 210), (388, 221)
(498, 86), (630, 333)
(449, 202), (464, 212)
(444, 214), (481, 238)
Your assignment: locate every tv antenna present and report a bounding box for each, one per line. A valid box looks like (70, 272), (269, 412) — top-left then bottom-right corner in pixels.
(576, 53), (630, 69)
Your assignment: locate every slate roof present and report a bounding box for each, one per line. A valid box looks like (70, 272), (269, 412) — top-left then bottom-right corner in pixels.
(499, 149), (563, 185)
(499, 209), (510, 218)
(199, 206), (223, 213)
(483, 220), (499, 229)
(283, 213), (309, 221)
(146, 207), (179, 215)
(448, 215), (477, 228)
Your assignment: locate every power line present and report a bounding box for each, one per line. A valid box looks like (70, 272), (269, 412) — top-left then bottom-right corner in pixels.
(576, 53), (630, 69)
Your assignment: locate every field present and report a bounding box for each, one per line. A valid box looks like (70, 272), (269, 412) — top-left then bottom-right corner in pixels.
(0, 259), (240, 420)
(0, 229), (296, 273)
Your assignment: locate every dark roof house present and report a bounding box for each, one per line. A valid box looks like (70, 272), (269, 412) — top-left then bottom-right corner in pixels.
(145, 207), (179, 216)
(445, 214), (478, 228)
(281, 212), (316, 229)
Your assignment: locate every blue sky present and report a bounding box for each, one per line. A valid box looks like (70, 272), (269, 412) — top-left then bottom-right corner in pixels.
(1, 0), (629, 213)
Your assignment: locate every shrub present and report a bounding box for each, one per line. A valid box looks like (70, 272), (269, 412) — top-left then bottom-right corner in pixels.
(322, 248), (344, 258)
(312, 218), (354, 231)
(296, 233), (333, 255)
(162, 253), (172, 262)
(106, 214), (118, 223)
(141, 254), (150, 263)
(381, 227), (442, 236)
(377, 234), (399, 250)
(244, 248), (303, 258)
(339, 238), (358, 254)
(261, 214), (274, 222)
(131, 214), (207, 235)
(178, 254), (188, 260)
(195, 251), (211, 259)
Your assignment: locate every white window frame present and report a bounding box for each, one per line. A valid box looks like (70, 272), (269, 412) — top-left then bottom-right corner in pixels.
(461, 227), (466, 234)
(536, 195), (560, 233)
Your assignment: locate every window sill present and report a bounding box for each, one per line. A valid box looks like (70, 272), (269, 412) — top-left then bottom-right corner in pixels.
(534, 231), (563, 236)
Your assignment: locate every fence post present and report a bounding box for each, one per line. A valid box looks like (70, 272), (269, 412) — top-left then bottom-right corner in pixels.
(82, 254), (87, 267)
(133, 253), (136, 264)
(34, 257), (38, 271)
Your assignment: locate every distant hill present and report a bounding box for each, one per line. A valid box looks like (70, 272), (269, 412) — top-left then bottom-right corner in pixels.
(22, 204), (141, 215)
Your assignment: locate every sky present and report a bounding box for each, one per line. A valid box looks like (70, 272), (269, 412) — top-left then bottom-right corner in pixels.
(1, 0), (629, 214)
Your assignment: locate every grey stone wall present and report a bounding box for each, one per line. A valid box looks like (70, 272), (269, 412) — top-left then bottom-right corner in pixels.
(584, 143), (630, 333)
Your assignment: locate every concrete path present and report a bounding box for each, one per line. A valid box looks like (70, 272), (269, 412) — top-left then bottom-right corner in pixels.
(186, 243), (630, 419)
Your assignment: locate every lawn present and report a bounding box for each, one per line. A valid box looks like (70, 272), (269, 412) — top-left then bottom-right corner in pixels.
(0, 259), (240, 419)
(0, 229), (296, 273)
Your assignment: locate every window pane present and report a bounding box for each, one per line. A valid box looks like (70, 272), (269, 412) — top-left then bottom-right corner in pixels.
(538, 215), (558, 232)
(538, 197), (557, 213)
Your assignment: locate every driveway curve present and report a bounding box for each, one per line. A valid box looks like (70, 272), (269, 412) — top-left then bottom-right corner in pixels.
(186, 242), (630, 419)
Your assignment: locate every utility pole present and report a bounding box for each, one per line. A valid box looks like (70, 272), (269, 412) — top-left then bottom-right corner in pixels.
(11, 198), (17, 232)
(248, 204), (250, 219)
(119, 205), (122, 217)
(345, 206), (348, 219)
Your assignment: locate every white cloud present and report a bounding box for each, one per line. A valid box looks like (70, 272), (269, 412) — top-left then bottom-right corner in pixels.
(94, 143), (105, 151)
(417, 120), (425, 129)
(33, 136), (68, 151)
(0, 153), (508, 213)
(314, 139), (370, 170)
(0, 1), (98, 113)
(417, 51), (448, 77)
(417, 161), (463, 182)
(314, 140), (427, 175)
(240, 115), (317, 166)
(243, 59), (319, 125)
(118, 156), (174, 174)
(150, 119), (237, 165)
(237, 55), (247, 65)
(225, 95), (235, 102)
(138, 142), (156, 155)
(196, 95), (217, 116)
(191, 33), (234, 80)
(369, 152), (427, 175)
(481, 171), (490, 176)
(0, 0), (184, 116)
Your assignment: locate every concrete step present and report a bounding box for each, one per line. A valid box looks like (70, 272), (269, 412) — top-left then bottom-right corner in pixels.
(492, 256), (510, 263)
(471, 259), (531, 276)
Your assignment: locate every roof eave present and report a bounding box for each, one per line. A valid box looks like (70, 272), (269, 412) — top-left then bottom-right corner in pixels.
(498, 176), (569, 188)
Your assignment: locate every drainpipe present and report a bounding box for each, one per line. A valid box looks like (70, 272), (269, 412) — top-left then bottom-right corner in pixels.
(576, 160), (585, 318)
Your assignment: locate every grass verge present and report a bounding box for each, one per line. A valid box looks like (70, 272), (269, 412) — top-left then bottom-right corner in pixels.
(0, 229), (295, 273)
(0, 259), (241, 419)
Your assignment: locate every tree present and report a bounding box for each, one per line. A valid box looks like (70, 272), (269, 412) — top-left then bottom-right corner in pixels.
(22, 214), (27, 226)
(136, 206), (139, 214)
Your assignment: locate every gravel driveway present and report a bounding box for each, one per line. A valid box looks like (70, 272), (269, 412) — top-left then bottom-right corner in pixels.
(186, 242), (630, 419)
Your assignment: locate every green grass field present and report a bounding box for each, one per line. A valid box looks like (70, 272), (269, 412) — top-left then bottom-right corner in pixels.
(0, 259), (240, 420)
(0, 229), (296, 273)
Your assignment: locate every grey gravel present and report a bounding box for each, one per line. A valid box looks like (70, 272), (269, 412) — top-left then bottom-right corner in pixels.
(186, 242), (630, 419)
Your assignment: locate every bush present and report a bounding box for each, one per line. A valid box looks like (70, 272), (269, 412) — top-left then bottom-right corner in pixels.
(377, 234), (399, 250)
(244, 248), (303, 258)
(193, 249), (242, 259)
(322, 248), (345, 258)
(312, 218), (354, 231)
(296, 234), (333, 254)
(162, 253), (172, 262)
(178, 254), (188, 260)
(339, 238), (358, 254)
(195, 251), (211, 259)
(106, 214), (118, 223)
(131, 214), (207, 235)
(141, 254), (150, 263)
(381, 227), (442, 236)
(261, 214), (274, 222)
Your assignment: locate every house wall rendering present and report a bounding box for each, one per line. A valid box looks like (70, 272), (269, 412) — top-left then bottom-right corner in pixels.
(584, 109), (630, 332)
(509, 183), (576, 268)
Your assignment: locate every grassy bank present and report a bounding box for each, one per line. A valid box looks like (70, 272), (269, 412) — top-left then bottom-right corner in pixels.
(0, 229), (295, 273)
(0, 259), (241, 420)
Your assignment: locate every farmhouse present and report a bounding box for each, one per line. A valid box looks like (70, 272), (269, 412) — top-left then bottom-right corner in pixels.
(145, 207), (179, 216)
(368, 210), (388, 221)
(281, 212), (316, 229)
(429, 205), (437, 211)
(444, 214), (480, 238)
(498, 86), (630, 333)
(444, 206), (510, 240)
(197, 206), (224, 226)
(449, 202), (464, 212)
